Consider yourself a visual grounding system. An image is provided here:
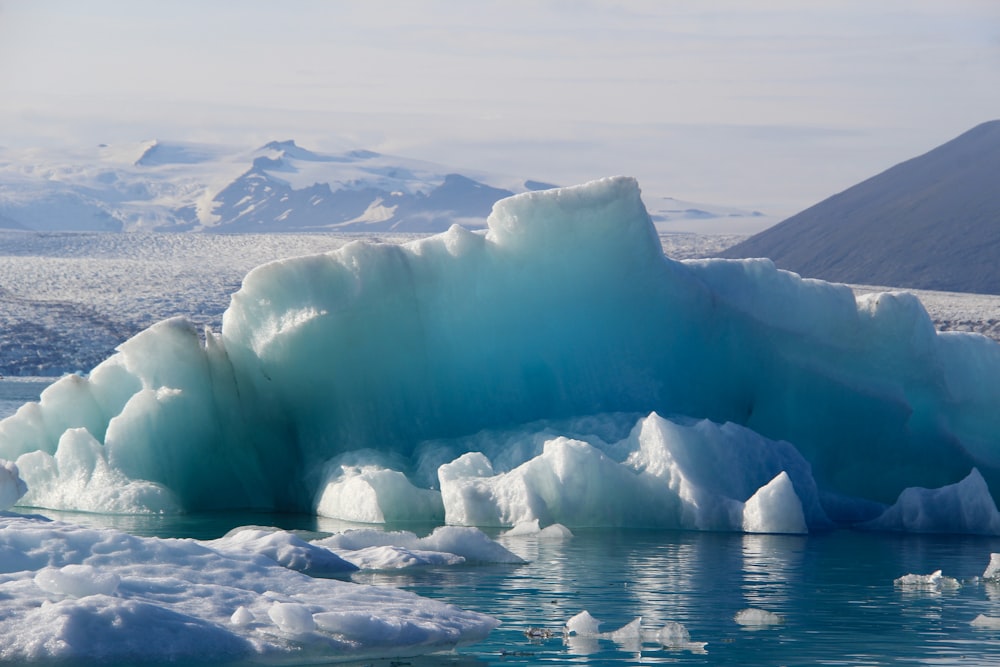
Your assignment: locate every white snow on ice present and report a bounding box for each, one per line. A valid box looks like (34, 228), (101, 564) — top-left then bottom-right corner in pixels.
(0, 512), (499, 663)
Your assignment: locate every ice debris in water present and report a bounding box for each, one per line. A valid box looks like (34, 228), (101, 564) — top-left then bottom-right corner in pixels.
(6, 177), (1000, 534)
(314, 525), (525, 568)
(501, 519), (574, 538)
(972, 614), (1000, 630)
(984, 553), (1000, 580)
(564, 612), (705, 653)
(0, 513), (499, 663)
(734, 608), (785, 627)
(565, 610), (641, 639)
(657, 621), (708, 652)
(894, 570), (961, 591)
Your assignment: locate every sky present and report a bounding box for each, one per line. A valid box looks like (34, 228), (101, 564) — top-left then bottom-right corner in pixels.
(0, 0), (998, 218)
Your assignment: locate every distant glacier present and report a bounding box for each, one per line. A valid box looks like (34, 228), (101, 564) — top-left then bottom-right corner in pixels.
(0, 139), (771, 233)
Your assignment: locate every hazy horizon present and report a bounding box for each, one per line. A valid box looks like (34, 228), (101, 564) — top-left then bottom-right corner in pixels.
(2, 0), (998, 218)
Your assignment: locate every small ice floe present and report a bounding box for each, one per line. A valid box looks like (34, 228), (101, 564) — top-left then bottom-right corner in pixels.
(502, 519), (574, 539)
(0, 513), (500, 663)
(564, 612), (643, 653)
(971, 614), (1000, 630)
(983, 553), (1000, 581)
(564, 610), (641, 639)
(734, 608), (784, 628)
(314, 525), (524, 570)
(656, 621), (708, 652)
(894, 570), (961, 592)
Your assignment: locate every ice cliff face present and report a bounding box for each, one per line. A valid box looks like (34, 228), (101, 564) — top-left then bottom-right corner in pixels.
(3, 176), (1000, 533)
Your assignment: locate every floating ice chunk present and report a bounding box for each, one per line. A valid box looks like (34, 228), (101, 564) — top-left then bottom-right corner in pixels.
(734, 608), (784, 627)
(34, 564), (120, 598)
(564, 610), (641, 639)
(608, 616), (642, 640)
(313, 525), (524, 566)
(540, 523), (574, 538)
(210, 527), (358, 576)
(0, 513), (499, 662)
(0, 458), (27, 510)
(339, 545), (465, 570)
(502, 519), (574, 538)
(565, 610), (603, 636)
(742, 471), (808, 534)
(314, 460), (443, 523)
(503, 519), (544, 536)
(983, 553), (1000, 580)
(408, 525), (525, 564)
(971, 614), (1000, 630)
(864, 469), (1000, 534)
(894, 570), (961, 591)
(268, 602), (316, 634)
(656, 621), (708, 652)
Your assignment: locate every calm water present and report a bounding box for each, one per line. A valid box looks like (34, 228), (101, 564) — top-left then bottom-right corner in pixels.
(44, 510), (1000, 667)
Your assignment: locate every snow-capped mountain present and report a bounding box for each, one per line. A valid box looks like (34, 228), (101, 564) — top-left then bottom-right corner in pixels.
(0, 139), (773, 234)
(0, 140), (555, 233)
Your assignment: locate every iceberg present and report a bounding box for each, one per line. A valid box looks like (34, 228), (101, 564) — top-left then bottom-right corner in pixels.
(2, 176), (1000, 533)
(863, 468), (1000, 534)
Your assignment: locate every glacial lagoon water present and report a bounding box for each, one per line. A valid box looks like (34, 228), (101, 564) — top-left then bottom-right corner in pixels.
(36, 509), (1000, 667)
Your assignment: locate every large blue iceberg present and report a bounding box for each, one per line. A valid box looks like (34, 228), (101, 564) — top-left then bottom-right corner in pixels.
(3, 176), (1000, 533)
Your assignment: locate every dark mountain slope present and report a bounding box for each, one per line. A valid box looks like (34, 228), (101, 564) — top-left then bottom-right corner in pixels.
(720, 121), (1000, 294)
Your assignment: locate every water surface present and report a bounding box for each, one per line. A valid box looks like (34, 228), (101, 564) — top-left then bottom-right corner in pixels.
(46, 510), (1000, 666)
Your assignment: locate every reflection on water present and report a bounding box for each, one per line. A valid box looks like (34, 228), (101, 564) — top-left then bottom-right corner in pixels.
(22, 505), (1000, 664)
(386, 529), (1000, 665)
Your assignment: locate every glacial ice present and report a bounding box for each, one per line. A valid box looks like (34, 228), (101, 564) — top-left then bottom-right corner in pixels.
(3, 176), (1000, 534)
(0, 459), (26, 510)
(983, 553), (1000, 580)
(734, 608), (785, 627)
(0, 513), (499, 662)
(657, 621), (708, 652)
(314, 525), (525, 566)
(893, 570), (961, 592)
(863, 468), (1000, 534)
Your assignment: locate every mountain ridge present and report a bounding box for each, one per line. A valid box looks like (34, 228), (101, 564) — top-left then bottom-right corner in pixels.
(720, 120), (1000, 294)
(0, 139), (772, 234)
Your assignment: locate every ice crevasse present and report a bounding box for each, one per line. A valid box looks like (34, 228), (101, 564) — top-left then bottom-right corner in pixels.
(3, 176), (1000, 533)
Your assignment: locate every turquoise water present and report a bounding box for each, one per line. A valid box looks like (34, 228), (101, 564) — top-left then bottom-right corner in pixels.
(47, 510), (1000, 666)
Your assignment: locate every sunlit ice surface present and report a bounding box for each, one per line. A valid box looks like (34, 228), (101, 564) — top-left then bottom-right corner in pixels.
(4, 176), (1000, 533)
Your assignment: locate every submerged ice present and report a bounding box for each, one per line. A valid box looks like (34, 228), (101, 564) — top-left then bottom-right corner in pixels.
(3, 176), (1000, 533)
